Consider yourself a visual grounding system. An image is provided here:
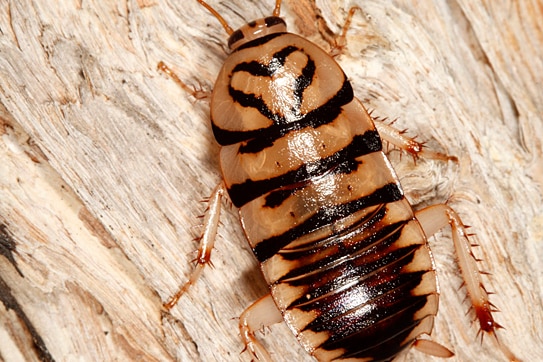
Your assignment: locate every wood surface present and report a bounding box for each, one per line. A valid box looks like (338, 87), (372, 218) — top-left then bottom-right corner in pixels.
(1, 0), (542, 361)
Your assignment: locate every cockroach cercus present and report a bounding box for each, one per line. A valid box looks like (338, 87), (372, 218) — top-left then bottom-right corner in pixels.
(159, 0), (518, 361)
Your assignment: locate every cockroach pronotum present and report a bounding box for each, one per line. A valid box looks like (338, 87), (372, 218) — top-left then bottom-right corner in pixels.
(159, 0), (518, 361)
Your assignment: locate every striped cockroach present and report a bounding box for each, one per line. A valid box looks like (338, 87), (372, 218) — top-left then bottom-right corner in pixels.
(160, 0), (518, 361)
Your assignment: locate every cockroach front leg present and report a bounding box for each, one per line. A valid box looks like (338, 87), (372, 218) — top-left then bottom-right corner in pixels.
(239, 294), (283, 362)
(163, 183), (225, 310)
(329, 6), (361, 57)
(415, 205), (519, 362)
(157, 61), (211, 101)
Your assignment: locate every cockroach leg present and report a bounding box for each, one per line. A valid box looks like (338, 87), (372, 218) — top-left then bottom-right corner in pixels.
(239, 293), (283, 362)
(163, 183), (225, 310)
(329, 6), (361, 57)
(157, 61), (211, 100)
(413, 337), (454, 358)
(374, 116), (457, 162)
(415, 204), (519, 362)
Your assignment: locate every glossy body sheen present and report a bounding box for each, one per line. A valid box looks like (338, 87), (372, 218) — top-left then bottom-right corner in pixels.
(211, 16), (438, 361)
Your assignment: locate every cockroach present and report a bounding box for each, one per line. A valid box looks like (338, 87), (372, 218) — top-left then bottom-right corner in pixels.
(159, 0), (518, 361)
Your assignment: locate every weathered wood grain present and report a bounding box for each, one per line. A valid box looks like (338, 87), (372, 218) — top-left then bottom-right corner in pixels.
(1, 0), (541, 361)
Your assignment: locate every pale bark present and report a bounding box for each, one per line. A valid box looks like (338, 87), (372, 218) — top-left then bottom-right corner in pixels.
(1, 0), (541, 361)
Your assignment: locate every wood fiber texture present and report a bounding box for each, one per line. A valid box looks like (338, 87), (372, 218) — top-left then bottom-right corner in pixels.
(0, 0), (542, 361)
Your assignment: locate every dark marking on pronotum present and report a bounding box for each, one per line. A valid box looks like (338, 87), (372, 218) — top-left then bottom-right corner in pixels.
(212, 49), (353, 149)
(218, 79), (353, 152)
(233, 32), (284, 52)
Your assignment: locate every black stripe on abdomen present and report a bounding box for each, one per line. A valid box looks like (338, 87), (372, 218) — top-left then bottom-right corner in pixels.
(227, 130), (382, 208)
(253, 182), (403, 262)
(282, 217), (433, 360)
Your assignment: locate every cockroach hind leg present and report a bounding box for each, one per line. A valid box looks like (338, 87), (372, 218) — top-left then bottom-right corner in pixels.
(157, 61), (211, 101)
(374, 117), (457, 162)
(239, 294), (283, 362)
(415, 204), (520, 361)
(163, 183), (225, 310)
(413, 337), (454, 358)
